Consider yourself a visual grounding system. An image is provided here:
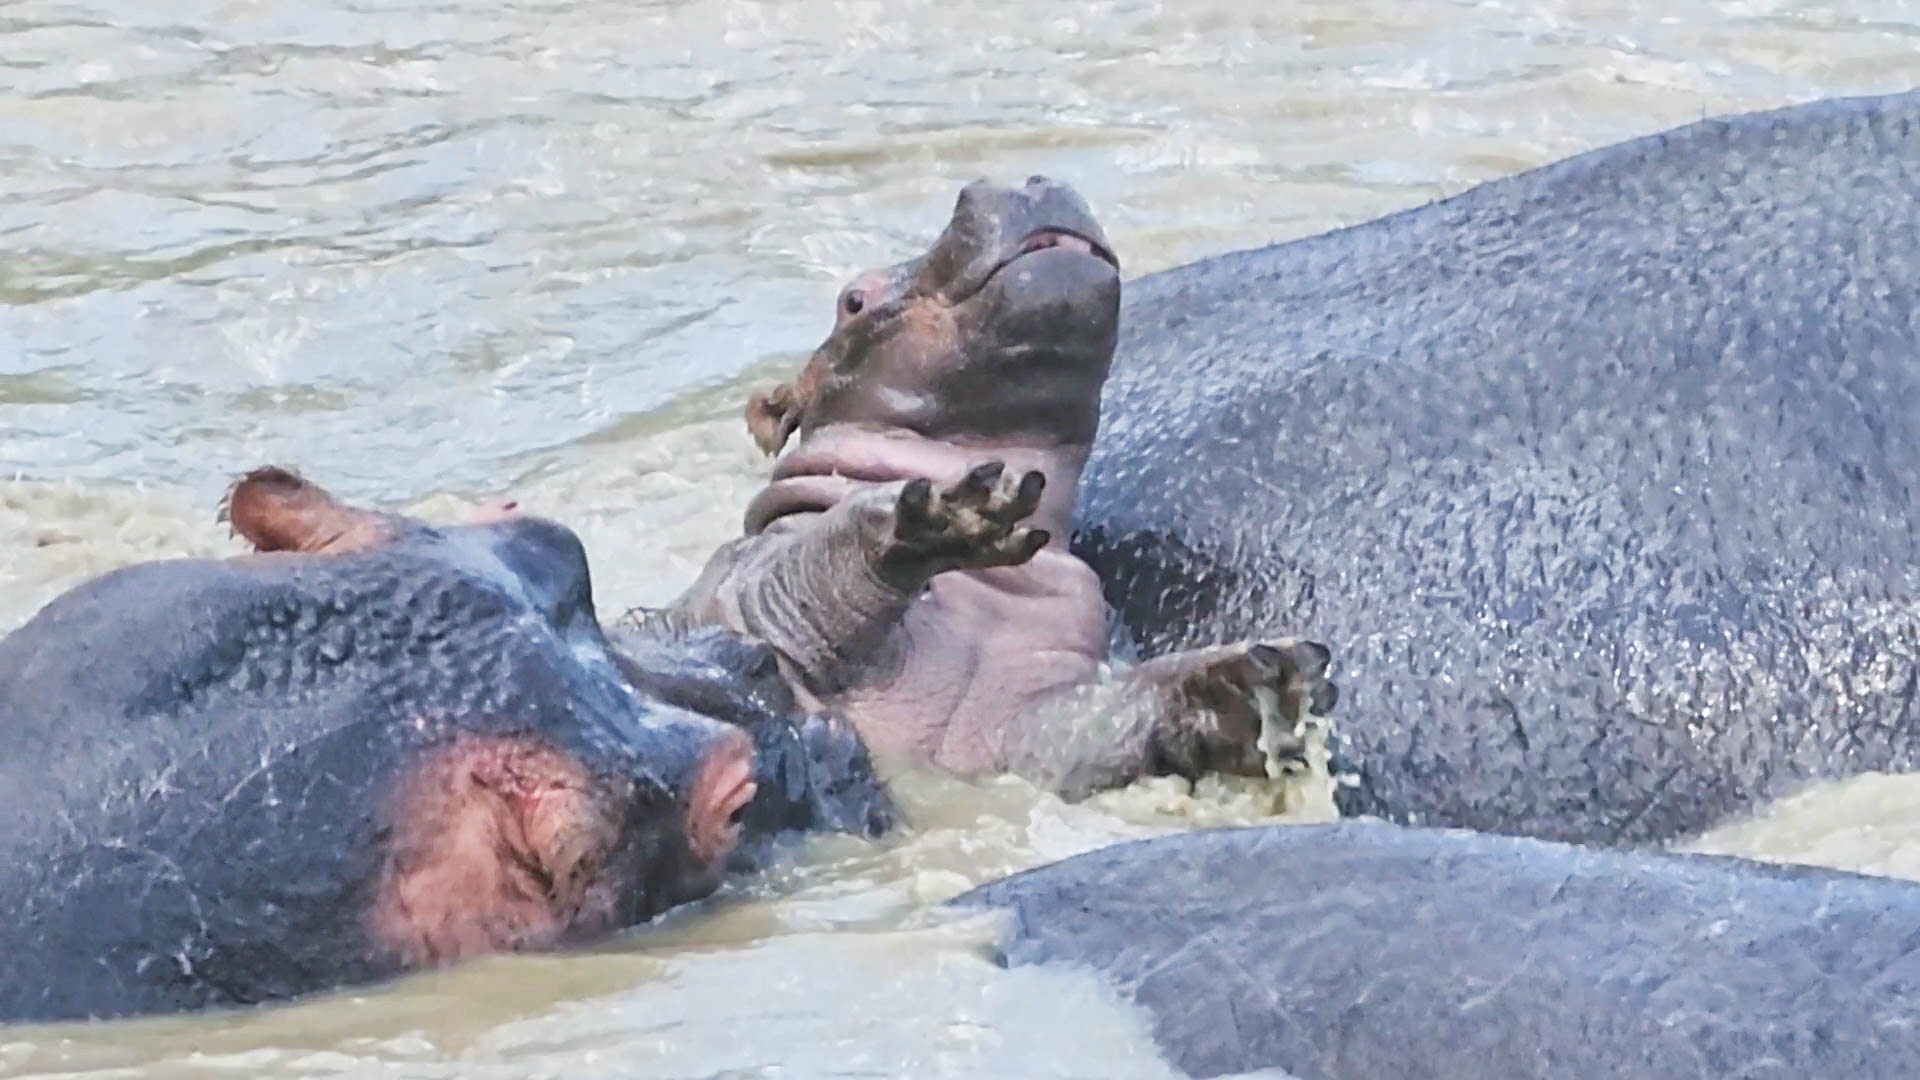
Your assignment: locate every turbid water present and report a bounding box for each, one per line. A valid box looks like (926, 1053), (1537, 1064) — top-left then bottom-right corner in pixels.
(2, 1), (1918, 1076)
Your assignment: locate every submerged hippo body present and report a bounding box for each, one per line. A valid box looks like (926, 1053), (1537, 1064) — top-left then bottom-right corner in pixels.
(1077, 89), (1920, 845)
(960, 823), (1920, 1080)
(0, 470), (887, 1023)
(650, 179), (1337, 799)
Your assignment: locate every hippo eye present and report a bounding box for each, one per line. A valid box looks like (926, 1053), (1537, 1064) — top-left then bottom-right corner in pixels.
(839, 288), (866, 318)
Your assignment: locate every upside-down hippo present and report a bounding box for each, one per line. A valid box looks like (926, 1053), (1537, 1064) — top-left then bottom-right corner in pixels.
(1074, 88), (1920, 845)
(0, 468), (888, 1024)
(632, 177), (1338, 799)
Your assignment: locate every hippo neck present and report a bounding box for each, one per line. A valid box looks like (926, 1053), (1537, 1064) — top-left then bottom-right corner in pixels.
(743, 425), (1088, 543)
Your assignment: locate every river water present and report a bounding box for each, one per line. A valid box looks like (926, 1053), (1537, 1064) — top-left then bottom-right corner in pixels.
(2, 1), (1918, 1076)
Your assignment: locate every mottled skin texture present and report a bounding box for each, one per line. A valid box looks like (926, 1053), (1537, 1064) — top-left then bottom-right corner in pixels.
(651, 178), (1337, 797)
(960, 823), (1920, 1080)
(0, 468), (887, 1024)
(1075, 89), (1920, 845)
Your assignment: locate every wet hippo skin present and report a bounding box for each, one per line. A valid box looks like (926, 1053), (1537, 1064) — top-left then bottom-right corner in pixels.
(0, 468), (888, 1023)
(646, 178), (1339, 799)
(959, 822), (1920, 1080)
(1075, 89), (1920, 845)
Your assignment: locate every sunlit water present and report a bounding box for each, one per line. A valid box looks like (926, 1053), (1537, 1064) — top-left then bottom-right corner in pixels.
(3, 1), (1918, 1075)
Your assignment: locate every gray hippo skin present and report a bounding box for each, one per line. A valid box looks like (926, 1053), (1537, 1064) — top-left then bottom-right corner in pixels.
(640, 178), (1337, 798)
(0, 468), (887, 1024)
(958, 823), (1920, 1080)
(1074, 89), (1920, 845)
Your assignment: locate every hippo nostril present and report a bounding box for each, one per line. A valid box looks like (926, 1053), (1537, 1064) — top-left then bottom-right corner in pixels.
(1027, 175), (1048, 188)
(840, 288), (865, 319)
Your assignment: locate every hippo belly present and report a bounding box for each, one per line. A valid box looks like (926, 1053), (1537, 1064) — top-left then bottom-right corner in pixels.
(1074, 89), (1920, 845)
(959, 823), (1920, 1080)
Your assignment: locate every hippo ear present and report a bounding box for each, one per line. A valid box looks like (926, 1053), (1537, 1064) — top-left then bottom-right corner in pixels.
(745, 384), (802, 457)
(222, 465), (400, 555)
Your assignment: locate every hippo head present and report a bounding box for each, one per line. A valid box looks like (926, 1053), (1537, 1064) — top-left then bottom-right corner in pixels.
(219, 469), (760, 965)
(748, 177), (1121, 456)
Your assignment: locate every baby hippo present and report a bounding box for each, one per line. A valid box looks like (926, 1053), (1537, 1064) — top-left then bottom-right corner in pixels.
(634, 178), (1338, 797)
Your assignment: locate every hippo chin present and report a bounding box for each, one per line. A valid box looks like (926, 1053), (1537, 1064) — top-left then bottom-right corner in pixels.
(0, 467), (888, 1024)
(958, 823), (1920, 1080)
(630, 178), (1338, 799)
(1074, 88), (1920, 845)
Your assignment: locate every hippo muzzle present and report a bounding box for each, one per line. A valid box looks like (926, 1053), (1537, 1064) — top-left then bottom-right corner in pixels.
(747, 176), (1122, 456)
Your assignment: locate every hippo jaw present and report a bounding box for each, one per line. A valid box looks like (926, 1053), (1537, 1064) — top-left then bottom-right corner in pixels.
(747, 176), (1122, 457)
(741, 429), (1090, 542)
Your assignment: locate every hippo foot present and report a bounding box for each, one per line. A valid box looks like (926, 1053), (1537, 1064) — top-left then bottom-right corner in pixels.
(1145, 639), (1339, 782)
(882, 461), (1049, 583)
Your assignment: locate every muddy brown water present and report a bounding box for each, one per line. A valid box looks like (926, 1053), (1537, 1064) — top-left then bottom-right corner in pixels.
(2, 2), (1918, 1076)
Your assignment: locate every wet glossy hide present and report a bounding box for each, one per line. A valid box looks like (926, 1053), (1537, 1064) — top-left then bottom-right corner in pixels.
(961, 823), (1920, 1080)
(0, 474), (862, 1023)
(1076, 89), (1920, 845)
(607, 620), (897, 862)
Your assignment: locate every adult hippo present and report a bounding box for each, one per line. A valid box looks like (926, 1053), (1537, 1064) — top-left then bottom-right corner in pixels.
(0, 467), (888, 1024)
(957, 822), (1920, 1079)
(1074, 88), (1920, 846)
(647, 177), (1339, 799)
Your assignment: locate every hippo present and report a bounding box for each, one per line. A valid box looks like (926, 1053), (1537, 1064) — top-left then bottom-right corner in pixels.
(1070, 88), (1920, 845)
(0, 467), (888, 1023)
(629, 178), (1338, 799)
(958, 822), (1920, 1080)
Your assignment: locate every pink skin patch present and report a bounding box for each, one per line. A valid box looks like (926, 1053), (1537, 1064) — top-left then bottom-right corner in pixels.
(367, 729), (758, 971)
(224, 465), (523, 558)
(687, 728), (757, 869)
(223, 466), (401, 556)
(368, 733), (618, 968)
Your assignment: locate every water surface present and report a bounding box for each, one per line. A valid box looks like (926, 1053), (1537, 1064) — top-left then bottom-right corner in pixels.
(3, 1), (1918, 1075)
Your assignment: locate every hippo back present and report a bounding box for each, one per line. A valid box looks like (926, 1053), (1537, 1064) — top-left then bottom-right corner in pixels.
(1075, 90), (1920, 844)
(961, 823), (1920, 1080)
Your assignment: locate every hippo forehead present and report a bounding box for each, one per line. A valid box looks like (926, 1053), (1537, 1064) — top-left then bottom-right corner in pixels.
(439, 515), (599, 624)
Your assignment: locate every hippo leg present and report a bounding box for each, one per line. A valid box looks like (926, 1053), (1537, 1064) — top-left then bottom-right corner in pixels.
(670, 462), (1048, 694)
(1128, 639), (1340, 781)
(983, 638), (1338, 800)
(882, 462), (1051, 584)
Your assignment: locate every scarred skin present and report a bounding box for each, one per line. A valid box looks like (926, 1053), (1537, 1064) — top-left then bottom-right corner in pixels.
(635, 178), (1338, 797)
(0, 467), (888, 1023)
